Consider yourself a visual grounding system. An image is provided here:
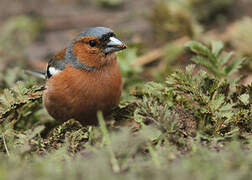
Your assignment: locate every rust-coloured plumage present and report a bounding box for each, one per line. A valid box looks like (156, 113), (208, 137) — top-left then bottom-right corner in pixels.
(42, 27), (126, 125)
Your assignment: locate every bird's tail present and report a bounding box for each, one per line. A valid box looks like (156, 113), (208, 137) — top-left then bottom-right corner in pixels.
(25, 70), (46, 79)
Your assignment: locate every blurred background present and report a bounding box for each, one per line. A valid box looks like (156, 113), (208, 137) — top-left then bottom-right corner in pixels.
(0, 0), (251, 91)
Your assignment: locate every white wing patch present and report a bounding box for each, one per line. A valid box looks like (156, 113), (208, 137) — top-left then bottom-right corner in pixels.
(49, 67), (62, 76)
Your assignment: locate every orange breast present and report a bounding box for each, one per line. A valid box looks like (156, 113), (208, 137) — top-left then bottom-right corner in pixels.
(43, 59), (122, 125)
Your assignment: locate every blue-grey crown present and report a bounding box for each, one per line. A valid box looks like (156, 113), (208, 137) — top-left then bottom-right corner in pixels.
(75, 27), (114, 40)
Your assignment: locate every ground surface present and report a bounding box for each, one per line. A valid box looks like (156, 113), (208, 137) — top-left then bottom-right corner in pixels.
(0, 0), (251, 180)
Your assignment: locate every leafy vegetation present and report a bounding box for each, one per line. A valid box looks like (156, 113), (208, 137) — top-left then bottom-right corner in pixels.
(0, 0), (251, 179)
(149, 0), (202, 41)
(0, 39), (251, 179)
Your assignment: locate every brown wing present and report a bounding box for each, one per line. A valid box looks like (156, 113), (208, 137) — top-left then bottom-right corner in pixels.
(46, 48), (67, 79)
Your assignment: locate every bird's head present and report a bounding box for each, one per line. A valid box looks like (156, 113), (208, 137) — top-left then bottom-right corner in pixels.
(65, 27), (126, 70)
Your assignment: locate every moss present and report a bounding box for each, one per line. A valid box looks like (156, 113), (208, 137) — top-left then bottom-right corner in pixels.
(149, 0), (202, 41)
(46, 119), (89, 152)
(189, 0), (236, 24)
(0, 37), (251, 179)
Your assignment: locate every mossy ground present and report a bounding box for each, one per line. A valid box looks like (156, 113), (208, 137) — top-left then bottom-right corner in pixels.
(0, 0), (252, 179)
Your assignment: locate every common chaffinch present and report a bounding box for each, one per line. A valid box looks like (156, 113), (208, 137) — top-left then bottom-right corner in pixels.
(38, 27), (126, 125)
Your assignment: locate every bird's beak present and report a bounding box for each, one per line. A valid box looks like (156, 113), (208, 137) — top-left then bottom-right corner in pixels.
(104, 37), (126, 54)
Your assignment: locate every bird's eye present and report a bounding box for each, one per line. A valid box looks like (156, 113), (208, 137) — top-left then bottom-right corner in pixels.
(89, 40), (96, 47)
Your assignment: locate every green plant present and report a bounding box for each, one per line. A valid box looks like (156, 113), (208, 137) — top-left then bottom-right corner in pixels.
(134, 41), (250, 137)
(0, 40), (251, 180)
(117, 47), (144, 99)
(189, 0), (236, 24)
(0, 81), (44, 130)
(0, 15), (42, 54)
(185, 41), (245, 81)
(149, 0), (202, 41)
(95, 0), (123, 8)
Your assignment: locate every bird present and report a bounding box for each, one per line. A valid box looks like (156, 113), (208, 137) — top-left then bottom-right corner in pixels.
(28, 27), (126, 126)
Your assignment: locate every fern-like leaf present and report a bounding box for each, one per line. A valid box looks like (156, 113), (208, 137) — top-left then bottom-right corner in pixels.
(185, 40), (245, 79)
